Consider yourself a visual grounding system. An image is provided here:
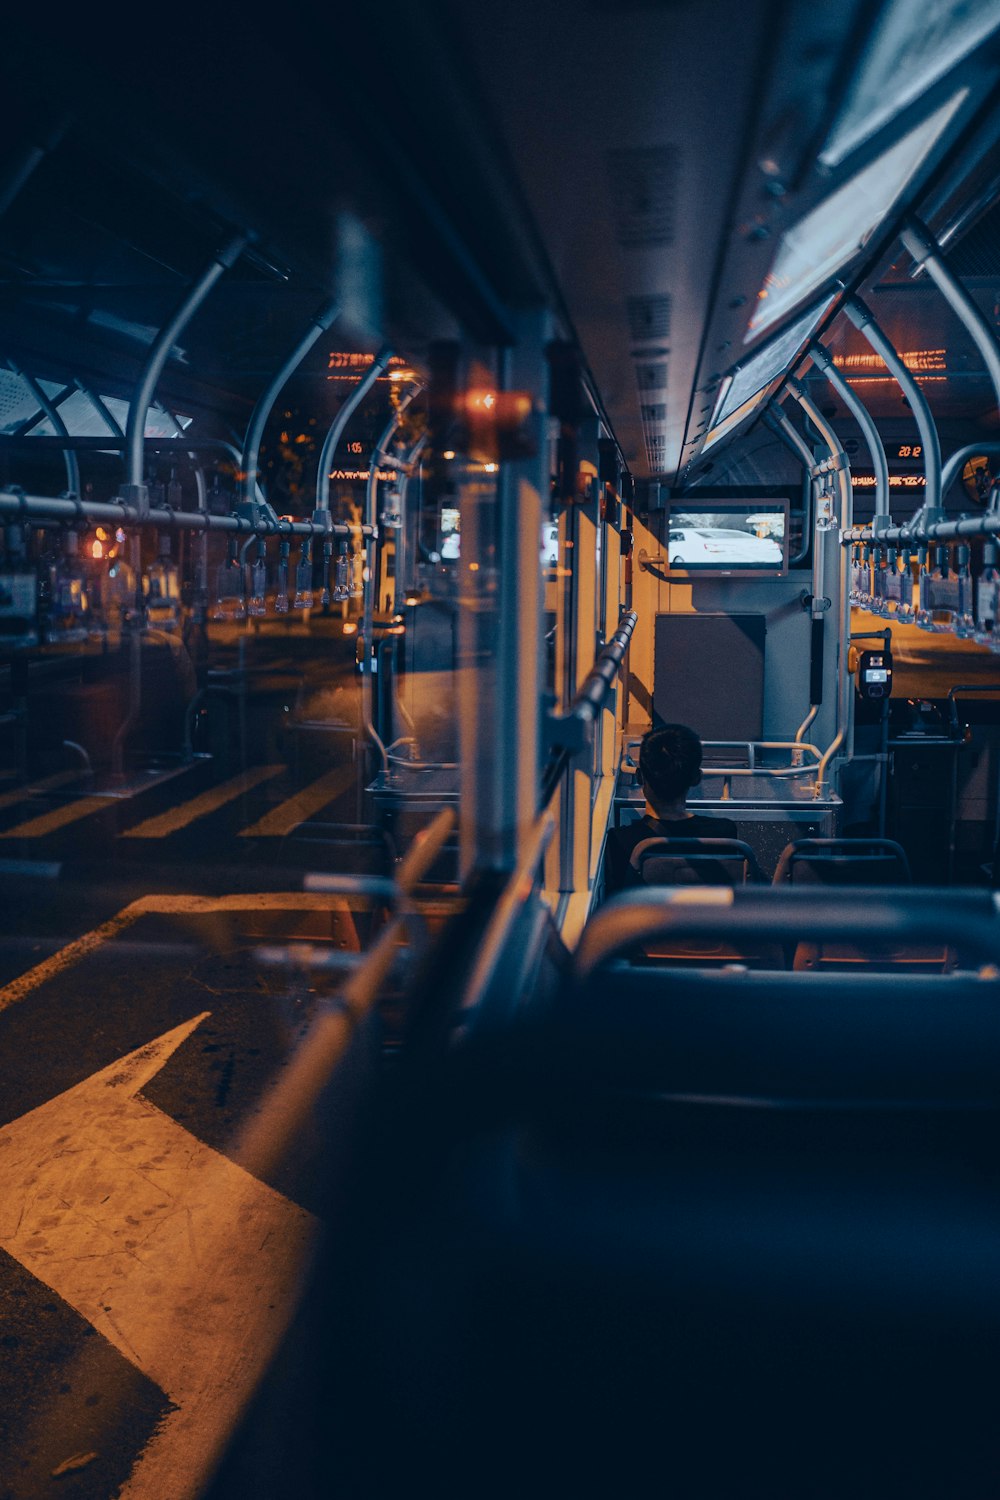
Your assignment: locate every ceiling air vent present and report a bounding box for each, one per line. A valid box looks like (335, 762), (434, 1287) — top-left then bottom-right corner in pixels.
(644, 433), (668, 470)
(626, 294), (672, 341)
(640, 403), (667, 424)
(608, 148), (679, 248)
(635, 361), (668, 391)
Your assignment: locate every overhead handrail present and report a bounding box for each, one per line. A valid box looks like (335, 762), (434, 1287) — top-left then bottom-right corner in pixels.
(125, 233), (248, 495)
(6, 362), (80, 497)
(809, 340), (890, 525)
(0, 487), (372, 539)
(315, 346), (394, 514)
(846, 443), (1000, 544)
(844, 297), (942, 522)
(232, 807), (455, 1180)
(902, 217), (1000, 422)
(575, 887), (1000, 979)
(241, 297), (341, 510)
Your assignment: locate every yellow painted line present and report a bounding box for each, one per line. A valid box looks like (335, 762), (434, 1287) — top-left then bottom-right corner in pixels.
(239, 763), (355, 837)
(0, 768), (82, 814)
(120, 765), (285, 839)
(0, 796), (109, 840)
(0, 1013), (317, 1500)
(0, 891), (367, 1015)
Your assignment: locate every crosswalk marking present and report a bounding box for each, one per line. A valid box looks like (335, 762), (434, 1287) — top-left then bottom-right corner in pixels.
(239, 763), (355, 837)
(120, 764), (285, 839)
(0, 795), (109, 840)
(0, 768), (83, 815)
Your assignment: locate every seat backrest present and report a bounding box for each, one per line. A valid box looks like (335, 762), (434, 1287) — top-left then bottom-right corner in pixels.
(773, 837), (912, 886)
(629, 837), (779, 967)
(634, 836), (766, 887)
(561, 963), (1000, 1106)
(772, 839), (944, 969)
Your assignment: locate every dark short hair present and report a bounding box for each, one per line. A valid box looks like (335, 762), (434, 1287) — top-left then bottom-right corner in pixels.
(639, 723), (702, 806)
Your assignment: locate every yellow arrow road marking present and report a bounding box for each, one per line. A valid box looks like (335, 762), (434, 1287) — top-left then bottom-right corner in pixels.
(239, 763), (355, 837)
(120, 764), (285, 838)
(0, 1013), (318, 1500)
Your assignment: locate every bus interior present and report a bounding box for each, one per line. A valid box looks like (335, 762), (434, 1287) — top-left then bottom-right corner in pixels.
(2, 1), (1000, 1495)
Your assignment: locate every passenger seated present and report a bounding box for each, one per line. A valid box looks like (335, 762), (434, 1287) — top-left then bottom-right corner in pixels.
(604, 723), (739, 893)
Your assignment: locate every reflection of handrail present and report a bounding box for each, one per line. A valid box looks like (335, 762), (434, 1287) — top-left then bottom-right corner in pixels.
(0, 488), (371, 540)
(457, 812), (556, 1018)
(241, 298), (340, 508)
(126, 234), (248, 491)
(7, 362), (80, 497)
(575, 887), (1000, 979)
(946, 682), (1000, 732)
(315, 346), (394, 513)
(232, 807), (455, 1180)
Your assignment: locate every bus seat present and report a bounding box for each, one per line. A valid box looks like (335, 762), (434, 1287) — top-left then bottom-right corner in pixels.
(632, 836), (781, 968)
(772, 837), (912, 885)
(339, 887), (1000, 1498)
(771, 838), (950, 971)
(636, 835), (766, 885)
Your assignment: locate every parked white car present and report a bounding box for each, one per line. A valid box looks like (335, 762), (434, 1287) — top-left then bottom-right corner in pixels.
(667, 527), (782, 566)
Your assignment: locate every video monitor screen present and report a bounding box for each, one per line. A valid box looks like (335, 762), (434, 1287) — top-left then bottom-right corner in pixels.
(666, 500), (788, 578)
(440, 505), (460, 560)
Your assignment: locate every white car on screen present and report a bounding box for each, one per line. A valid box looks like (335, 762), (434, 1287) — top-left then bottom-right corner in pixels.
(667, 527), (782, 565)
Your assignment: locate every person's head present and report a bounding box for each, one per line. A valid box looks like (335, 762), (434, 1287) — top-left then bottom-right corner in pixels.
(638, 723), (703, 813)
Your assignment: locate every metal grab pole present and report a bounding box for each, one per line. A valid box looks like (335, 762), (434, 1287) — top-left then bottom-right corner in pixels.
(763, 402), (815, 565)
(786, 378), (852, 798)
(845, 296), (942, 519)
(125, 233), (248, 494)
(241, 297), (340, 509)
(7, 363), (80, 496)
(315, 346), (393, 513)
(365, 382), (424, 531)
(809, 340), (890, 525)
(902, 217), (1000, 422)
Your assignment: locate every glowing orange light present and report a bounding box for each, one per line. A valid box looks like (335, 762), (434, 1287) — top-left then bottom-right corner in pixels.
(469, 562), (480, 572)
(342, 622), (358, 635)
(91, 540), (103, 559)
(835, 348), (947, 373)
(443, 450), (456, 461)
(484, 462), (498, 474)
(96, 527), (107, 541)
